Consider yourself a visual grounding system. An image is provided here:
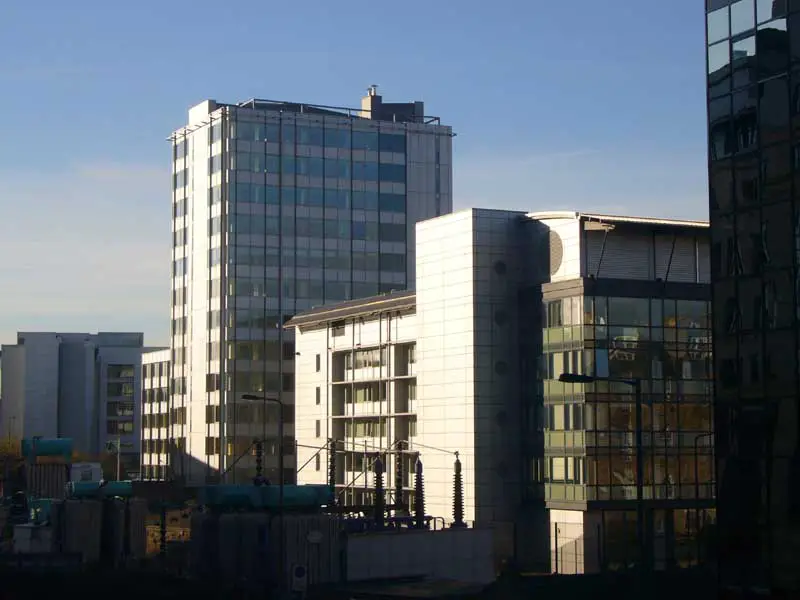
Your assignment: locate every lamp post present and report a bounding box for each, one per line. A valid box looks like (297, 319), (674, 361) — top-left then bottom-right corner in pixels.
(559, 372), (645, 570)
(693, 431), (714, 562)
(242, 392), (285, 590)
(241, 393), (285, 507)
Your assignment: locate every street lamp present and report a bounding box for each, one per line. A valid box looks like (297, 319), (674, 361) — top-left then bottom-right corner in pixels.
(559, 372), (645, 570)
(693, 431), (714, 560)
(242, 392), (285, 589)
(241, 393), (285, 506)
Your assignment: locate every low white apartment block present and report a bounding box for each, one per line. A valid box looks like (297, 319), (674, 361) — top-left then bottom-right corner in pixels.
(289, 292), (418, 507)
(0, 332), (145, 475)
(140, 348), (171, 480)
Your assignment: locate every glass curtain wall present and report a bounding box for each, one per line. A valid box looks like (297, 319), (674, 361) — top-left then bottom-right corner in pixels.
(707, 0), (800, 589)
(542, 295), (714, 567)
(217, 114), (409, 482)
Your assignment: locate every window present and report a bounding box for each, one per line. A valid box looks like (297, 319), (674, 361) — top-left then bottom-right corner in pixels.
(205, 405), (221, 424)
(282, 374), (294, 392)
(331, 321), (345, 337)
(315, 354), (321, 372)
(206, 373), (221, 392)
(107, 382), (134, 397)
(379, 223), (406, 242)
(546, 300), (563, 327)
(379, 163), (406, 183)
(315, 420), (321, 438)
(379, 133), (406, 153)
(315, 454), (321, 471)
(107, 421), (134, 435)
(316, 387), (321, 405)
(107, 402), (135, 417)
(107, 365), (135, 379)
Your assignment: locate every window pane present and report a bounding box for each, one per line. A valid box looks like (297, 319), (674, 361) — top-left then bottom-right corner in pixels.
(757, 0), (783, 23)
(731, 0), (755, 37)
(708, 6), (730, 44)
(709, 40), (731, 75)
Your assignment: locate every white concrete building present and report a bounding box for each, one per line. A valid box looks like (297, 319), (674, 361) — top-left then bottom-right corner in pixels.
(140, 348), (171, 480)
(288, 292), (418, 507)
(169, 88), (453, 485)
(0, 332), (145, 475)
(288, 209), (527, 556)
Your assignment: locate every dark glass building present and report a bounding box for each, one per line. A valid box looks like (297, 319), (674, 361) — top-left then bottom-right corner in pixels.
(706, 0), (800, 593)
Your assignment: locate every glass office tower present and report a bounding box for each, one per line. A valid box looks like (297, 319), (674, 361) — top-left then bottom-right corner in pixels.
(167, 89), (453, 485)
(706, 0), (800, 593)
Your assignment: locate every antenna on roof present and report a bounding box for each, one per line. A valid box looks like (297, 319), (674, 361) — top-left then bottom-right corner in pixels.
(368, 84), (379, 97)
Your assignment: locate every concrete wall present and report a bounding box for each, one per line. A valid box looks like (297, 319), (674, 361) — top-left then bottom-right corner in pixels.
(415, 208), (526, 538)
(0, 345), (26, 440)
(347, 527), (495, 584)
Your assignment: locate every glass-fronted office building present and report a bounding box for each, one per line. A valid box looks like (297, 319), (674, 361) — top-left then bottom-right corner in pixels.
(525, 212), (713, 573)
(167, 88), (453, 485)
(706, 0), (800, 592)
(541, 295), (713, 570)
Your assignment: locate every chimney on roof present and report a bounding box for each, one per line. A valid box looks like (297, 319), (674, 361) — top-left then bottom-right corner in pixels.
(360, 85), (382, 119)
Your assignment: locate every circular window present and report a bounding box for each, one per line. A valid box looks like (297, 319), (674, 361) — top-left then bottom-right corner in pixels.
(493, 260), (507, 275)
(495, 360), (508, 375)
(494, 309), (509, 326)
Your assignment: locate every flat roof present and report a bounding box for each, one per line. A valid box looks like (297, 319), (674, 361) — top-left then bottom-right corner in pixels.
(285, 291), (416, 330)
(525, 211), (709, 230)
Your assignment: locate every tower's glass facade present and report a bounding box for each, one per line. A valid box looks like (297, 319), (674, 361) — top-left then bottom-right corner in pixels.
(168, 95), (452, 486)
(706, 0), (800, 592)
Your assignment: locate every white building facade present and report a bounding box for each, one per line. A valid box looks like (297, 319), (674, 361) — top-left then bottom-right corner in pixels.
(0, 332), (145, 475)
(289, 209), (528, 558)
(289, 292), (418, 507)
(169, 88), (453, 485)
(140, 348), (171, 480)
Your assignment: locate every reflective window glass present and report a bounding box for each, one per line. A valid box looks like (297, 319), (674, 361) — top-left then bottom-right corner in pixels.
(353, 161), (379, 181)
(380, 163), (406, 183)
(757, 0), (784, 23)
(789, 14), (800, 63)
(708, 6), (730, 44)
(324, 128), (350, 149)
(732, 35), (756, 64)
(297, 126), (324, 146)
(758, 18), (788, 78)
(759, 77), (790, 144)
(281, 155), (295, 175)
(379, 193), (405, 212)
(352, 131), (379, 151)
(709, 40), (732, 75)
(731, 0), (755, 36)
(733, 88), (758, 153)
(378, 133), (406, 153)
(281, 124), (295, 145)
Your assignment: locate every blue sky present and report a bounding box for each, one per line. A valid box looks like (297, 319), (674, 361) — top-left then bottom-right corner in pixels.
(0, 0), (708, 346)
